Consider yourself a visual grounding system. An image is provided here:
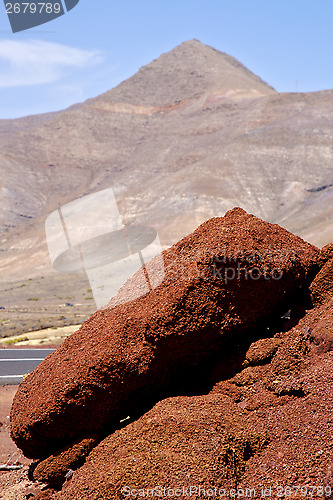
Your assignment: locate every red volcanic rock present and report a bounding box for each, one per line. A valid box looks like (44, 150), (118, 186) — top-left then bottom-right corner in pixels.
(317, 243), (333, 267)
(30, 491), (55, 500)
(298, 298), (333, 354)
(53, 394), (269, 500)
(310, 257), (333, 305)
(41, 303), (333, 498)
(242, 337), (281, 367)
(10, 208), (319, 459)
(229, 334), (333, 491)
(33, 435), (99, 488)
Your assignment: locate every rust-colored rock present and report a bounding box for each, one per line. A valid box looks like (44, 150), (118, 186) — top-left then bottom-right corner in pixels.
(235, 343), (333, 490)
(242, 337), (281, 367)
(310, 257), (333, 305)
(44, 304), (333, 498)
(30, 490), (56, 500)
(53, 394), (269, 500)
(317, 243), (333, 267)
(33, 436), (99, 488)
(10, 208), (319, 459)
(324, 464), (333, 492)
(300, 298), (333, 354)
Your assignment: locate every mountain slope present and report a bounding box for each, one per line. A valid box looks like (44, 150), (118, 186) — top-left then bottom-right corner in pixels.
(94, 39), (276, 106)
(0, 39), (332, 291)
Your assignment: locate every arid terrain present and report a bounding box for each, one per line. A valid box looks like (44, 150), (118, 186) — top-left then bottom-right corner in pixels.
(2, 208), (333, 499)
(1, 40), (333, 499)
(0, 273), (94, 339)
(1, 40), (333, 339)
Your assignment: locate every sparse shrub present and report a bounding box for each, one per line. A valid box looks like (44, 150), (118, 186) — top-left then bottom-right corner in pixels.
(6, 336), (29, 345)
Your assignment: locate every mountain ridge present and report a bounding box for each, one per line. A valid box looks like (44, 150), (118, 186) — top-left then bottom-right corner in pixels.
(0, 40), (332, 289)
(91, 39), (276, 107)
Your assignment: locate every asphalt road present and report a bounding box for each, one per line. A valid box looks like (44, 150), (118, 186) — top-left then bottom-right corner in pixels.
(0, 349), (55, 385)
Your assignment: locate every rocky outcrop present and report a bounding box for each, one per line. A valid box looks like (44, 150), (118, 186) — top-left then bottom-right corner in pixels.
(242, 337), (281, 367)
(10, 208), (319, 460)
(310, 258), (333, 305)
(53, 394), (269, 500)
(33, 436), (99, 488)
(46, 301), (333, 498)
(300, 298), (333, 354)
(317, 243), (333, 267)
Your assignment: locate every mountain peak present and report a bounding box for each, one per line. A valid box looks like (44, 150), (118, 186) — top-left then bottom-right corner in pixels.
(96, 39), (276, 107)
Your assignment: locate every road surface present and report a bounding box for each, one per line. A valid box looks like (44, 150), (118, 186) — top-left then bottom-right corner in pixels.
(0, 349), (55, 385)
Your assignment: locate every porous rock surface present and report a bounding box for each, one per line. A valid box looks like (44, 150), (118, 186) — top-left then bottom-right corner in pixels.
(11, 208), (319, 460)
(32, 435), (99, 488)
(317, 243), (333, 267)
(51, 300), (333, 499)
(300, 298), (333, 354)
(54, 394), (269, 500)
(310, 257), (333, 306)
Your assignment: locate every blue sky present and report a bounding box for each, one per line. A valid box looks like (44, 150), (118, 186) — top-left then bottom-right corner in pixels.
(0, 0), (333, 118)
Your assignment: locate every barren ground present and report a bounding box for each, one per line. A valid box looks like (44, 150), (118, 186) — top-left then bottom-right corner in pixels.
(0, 386), (48, 500)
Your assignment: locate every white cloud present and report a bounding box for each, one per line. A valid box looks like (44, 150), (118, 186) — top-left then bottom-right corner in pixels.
(0, 39), (103, 88)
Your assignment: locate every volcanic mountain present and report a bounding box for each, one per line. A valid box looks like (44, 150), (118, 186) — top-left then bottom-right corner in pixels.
(0, 39), (332, 331)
